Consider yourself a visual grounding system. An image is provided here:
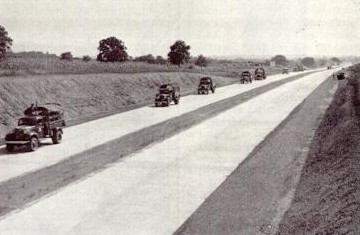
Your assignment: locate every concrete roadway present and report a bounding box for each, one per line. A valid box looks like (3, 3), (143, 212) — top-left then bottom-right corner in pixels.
(0, 68), (342, 234)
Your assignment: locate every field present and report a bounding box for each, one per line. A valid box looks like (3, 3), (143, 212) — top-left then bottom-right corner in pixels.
(0, 56), (283, 77)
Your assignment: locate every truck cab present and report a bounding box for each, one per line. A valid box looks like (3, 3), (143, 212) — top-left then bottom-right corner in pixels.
(155, 84), (180, 107)
(240, 71), (252, 84)
(254, 68), (266, 80)
(198, 77), (216, 94)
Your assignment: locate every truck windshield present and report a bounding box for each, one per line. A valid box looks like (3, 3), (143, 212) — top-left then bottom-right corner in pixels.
(18, 118), (38, 126)
(159, 88), (171, 94)
(200, 79), (211, 84)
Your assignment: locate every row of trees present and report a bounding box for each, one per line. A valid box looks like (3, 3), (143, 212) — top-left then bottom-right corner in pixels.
(1, 24), (340, 68)
(271, 54), (341, 67)
(0, 24), (205, 67)
(94, 37), (199, 67)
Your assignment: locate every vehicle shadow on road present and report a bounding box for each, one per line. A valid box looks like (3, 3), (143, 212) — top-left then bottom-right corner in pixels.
(0, 143), (54, 156)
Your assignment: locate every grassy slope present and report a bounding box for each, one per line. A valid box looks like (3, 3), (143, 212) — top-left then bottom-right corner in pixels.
(0, 72), (237, 137)
(276, 65), (360, 234)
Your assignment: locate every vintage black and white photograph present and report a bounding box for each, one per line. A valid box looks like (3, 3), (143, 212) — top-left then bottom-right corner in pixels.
(0, 0), (359, 234)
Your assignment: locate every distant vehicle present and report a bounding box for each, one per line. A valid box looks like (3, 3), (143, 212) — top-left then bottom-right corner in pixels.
(293, 65), (304, 72)
(336, 72), (346, 80)
(282, 68), (289, 74)
(155, 84), (180, 107)
(198, 77), (216, 94)
(240, 71), (252, 84)
(254, 68), (266, 80)
(327, 65), (332, 69)
(5, 103), (66, 152)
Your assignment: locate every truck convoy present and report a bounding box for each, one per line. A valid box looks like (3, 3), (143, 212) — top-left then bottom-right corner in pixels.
(154, 84), (180, 107)
(5, 103), (66, 152)
(198, 77), (216, 94)
(3, 67), (277, 153)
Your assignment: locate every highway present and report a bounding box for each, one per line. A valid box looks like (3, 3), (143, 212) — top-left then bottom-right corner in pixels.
(0, 68), (342, 234)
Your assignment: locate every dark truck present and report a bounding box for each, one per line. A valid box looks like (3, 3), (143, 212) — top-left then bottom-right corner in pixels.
(282, 68), (290, 74)
(293, 65), (305, 72)
(254, 68), (266, 80)
(5, 103), (66, 152)
(336, 72), (346, 80)
(154, 84), (180, 107)
(198, 77), (216, 94)
(240, 71), (252, 84)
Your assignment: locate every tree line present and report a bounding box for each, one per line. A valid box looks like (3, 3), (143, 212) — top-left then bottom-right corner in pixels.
(1, 24), (341, 68)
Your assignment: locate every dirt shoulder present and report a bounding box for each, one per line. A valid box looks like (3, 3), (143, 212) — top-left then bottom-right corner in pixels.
(275, 65), (360, 234)
(175, 71), (344, 234)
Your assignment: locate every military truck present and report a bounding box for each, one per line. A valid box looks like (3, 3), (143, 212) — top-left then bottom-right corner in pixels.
(254, 68), (266, 80)
(293, 65), (304, 72)
(282, 68), (290, 74)
(240, 71), (252, 84)
(154, 84), (180, 107)
(198, 77), (216, 94)
(5, 103), (66, 152)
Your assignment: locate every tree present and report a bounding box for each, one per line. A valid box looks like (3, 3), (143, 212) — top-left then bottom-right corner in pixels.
(0, 25), (13, 60)
(135, 54), (155, 64)
(271, 55), (287, 66)
(97, 37), (128, 62)
(301, 57), (315, 67)
(60, 52), (73, 61)
(155, 55), (167, 65)
(195, 55), (207, 68)
(168, 40), (190, 67)
(82, 55), (92, 62)
(331, 57), (341, 64)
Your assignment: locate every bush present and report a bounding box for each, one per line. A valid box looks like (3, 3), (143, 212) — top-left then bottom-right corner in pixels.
(60, 52), (73, 61)
(83, 55), (92, 62)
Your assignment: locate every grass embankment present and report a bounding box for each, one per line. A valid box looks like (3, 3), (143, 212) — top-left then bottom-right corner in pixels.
(0, 72), (237, 138)
(277, 65), (360, 234)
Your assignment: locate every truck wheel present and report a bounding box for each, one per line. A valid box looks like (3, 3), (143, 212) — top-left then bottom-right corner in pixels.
(52, 130), (62, 144)
(29, 137), (39, 151)
(211, 89), (215, 93)
(6, 144), (15, 152)
(175, 98), (179, 105)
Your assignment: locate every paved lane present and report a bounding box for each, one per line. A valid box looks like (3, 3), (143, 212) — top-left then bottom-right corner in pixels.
(0, 69), (342, 234)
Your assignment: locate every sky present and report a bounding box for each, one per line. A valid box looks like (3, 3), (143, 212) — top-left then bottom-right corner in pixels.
(0, 0), (360, 58)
